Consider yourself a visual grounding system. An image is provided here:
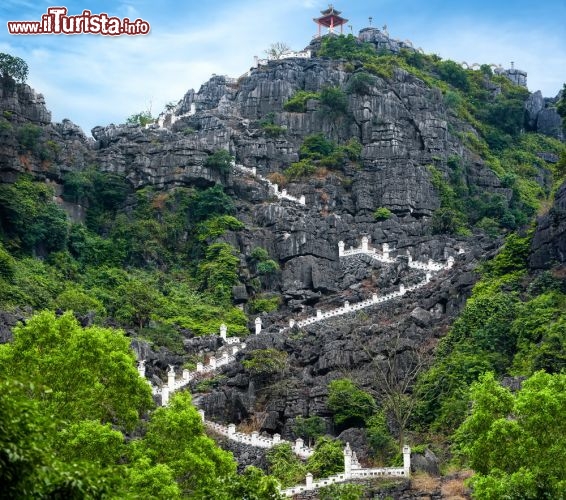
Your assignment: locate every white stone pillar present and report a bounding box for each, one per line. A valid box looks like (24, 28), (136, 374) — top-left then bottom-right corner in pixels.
(299, 195), (306, 205)
(273, 433), (281, 444)
(289, 319), (295, 328)
(344, 442), (352, 478)
(338, 241), (345, 257)
(222, 353), (229, 365)
(306, 473), (313, 488)
(196, 362), (204, 372)
(252, 167), (257, 176)
(232, 345), (239, 355)
(344, 301), (350, 310)
(383, 243), (390, 259)
(167, 366), (176, 392)
(295, 438), (304, 453)
(220, 323), (227, 340)
(447, 256), (454, 269)
(403, 445), (411, 477)
(255, 317), (262, 335)
(428, 258), (434, 269)
(458, 248), (465, 254)
(281, 189), (287, 197)
(161, 387), (170, 406)
(209, 356), (217, 370)
(272, 183), (279, 194)
(372, 293), (378, 303)
(407, 250), (412, 263)
(361, 236), (369, 252)
(426, 272), (431, 283)
(198, 409), (205, 421)
(316, 309), (322, 319)
(137, 359), (146, 378)
(189, 103), (196, 115)
(228, 423), (236, 436)
(400, 284), (406, 295)
(182, 369), (190, 381)
(251, 431), (259, 446)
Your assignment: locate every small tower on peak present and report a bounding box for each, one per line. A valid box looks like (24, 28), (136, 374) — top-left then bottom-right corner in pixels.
(314, 5), (348, 37)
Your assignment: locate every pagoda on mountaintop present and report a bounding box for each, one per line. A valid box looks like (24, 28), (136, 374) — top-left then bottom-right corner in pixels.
(313, 5), (348, 37)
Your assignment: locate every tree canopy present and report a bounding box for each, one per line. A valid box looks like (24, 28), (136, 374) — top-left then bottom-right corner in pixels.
(0, 53), (28, 83)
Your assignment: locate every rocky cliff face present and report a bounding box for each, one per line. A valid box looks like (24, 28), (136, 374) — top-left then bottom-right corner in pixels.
(0, 31), (562, 442)
(530, 179), (566, 269)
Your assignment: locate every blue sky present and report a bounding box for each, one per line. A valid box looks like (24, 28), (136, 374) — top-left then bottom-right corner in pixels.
(1, 0), (565, 136)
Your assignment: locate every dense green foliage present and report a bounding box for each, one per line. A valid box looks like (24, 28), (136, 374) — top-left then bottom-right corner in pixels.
(283, 90), (320, 112)
(204, 149), (233, 174)
(415, 230), (566, 435)
(126, 110), (154, 126)
(0, 53), (29, 83)
(0, 311), (281, 498)
(0, 172), (248, 340)
(455, 372), (566, 499)
(293, 416), (326, 447)
(373, 206), (392, 221)
(327, 378), (377, 427)
(243, 348), (288, 375)
(284, 134), (361, 180)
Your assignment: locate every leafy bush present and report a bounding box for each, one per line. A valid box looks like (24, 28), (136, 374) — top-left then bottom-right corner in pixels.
(197, 243), (240, 304)
(283, 90), (320, 112)
(249, 295), (280, 314)
(346, 72), (376, 94)
(306, 437), (344, 478)
(242, 348), (288, 375)
(300, 133), (336, 160)
(374, 207), (392, 221)
(318, 34), (376, 62)
(204, 149), (233, 174)
(256, 259), (279, 275)
(319, 86), (348, 115)
(250, 247), (269, 262)
(327, 378), (376, 427)
(284, 159), (316, 180)
(293, 416), (326, 447)
(126, 110), (154, 126)
(17, 123), (42, 152)
(267, 443), (306, 487)
(366, 412), (396, 461)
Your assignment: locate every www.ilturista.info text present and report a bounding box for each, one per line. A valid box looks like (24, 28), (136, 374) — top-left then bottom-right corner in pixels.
(7, 7), (150, 36)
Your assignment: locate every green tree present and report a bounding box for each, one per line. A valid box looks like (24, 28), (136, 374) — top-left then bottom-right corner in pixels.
(306, 436), (344, 478)
(126, 110), (154, 126)
(454, 371), (566, 499)
(243, 348), (288, 376)
(266, 443), (306, 487)
(0, 53), (29, 83)
(205, 149), (233, 174)
(0, 310), (154, 430)
(327, 378), (377, 428)
(293, 415), (326, 447)
(136, 391), (236, 495)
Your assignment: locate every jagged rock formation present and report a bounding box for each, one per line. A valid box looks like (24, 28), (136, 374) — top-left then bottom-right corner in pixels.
(0, 26), (562, 459)
(530, 179), (566, 269)
(525, 90), (565, 141)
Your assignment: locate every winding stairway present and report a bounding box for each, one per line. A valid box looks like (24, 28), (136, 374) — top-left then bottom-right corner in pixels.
(138, 163), (463, 495)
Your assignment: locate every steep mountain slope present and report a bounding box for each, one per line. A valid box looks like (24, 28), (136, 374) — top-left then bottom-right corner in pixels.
(1, 27), (565, 498)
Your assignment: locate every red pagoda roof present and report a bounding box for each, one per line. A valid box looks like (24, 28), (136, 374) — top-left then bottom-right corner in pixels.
(314, 5), (348, 27)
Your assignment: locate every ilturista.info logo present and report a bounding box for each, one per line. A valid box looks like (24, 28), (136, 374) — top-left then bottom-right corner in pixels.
(7, 7), (150, 36)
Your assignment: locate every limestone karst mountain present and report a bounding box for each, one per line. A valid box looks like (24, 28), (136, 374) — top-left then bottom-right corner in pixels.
(1, 25), (565, 499)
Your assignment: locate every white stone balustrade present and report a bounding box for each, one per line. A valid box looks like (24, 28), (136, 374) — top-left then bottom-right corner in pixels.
(255, 317), (262, 335)
(233, 163), (306, 206)
(199, 410), (315, 458)
(280, 444), (411, 497)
